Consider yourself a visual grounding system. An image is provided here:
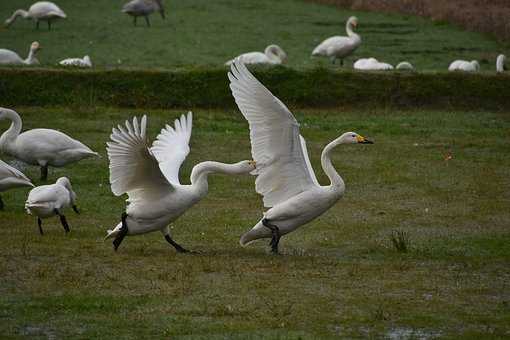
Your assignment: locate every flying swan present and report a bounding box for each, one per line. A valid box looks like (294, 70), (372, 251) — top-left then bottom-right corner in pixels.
(228, 60), (373, 254)
(0, 42), (41, 66)
(312, 16), (361, 66)
(225, 45), (288, 66)
(0, 107), (99, 181)
(4, 1), (66, 30)
(0, 159), (34, 210)
(105, 112), (255, 252)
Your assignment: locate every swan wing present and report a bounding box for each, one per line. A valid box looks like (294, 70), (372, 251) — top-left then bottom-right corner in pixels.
(228, 60), (318, 207)
(150, 112), (192, 185)
(0, 160), (33, 184)
(299, 135), (320, 187)
(107, 115), (172, 201)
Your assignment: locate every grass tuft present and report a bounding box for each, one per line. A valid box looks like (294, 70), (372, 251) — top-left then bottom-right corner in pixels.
(390, 230), (410, 253)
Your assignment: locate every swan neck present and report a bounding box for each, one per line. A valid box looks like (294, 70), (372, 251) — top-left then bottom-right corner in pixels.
(24, 46), (38, 65)
(321, 137), (345, 190)
(5, 10), (28, 26)
(497, 56), (505, 72)
(190, 161), (248, 188)
(0, 110), (22, 151)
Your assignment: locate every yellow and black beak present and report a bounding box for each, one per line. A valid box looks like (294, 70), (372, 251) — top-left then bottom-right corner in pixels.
(356, 135), (373, 144)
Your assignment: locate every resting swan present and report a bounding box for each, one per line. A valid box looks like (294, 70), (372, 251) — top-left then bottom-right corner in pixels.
(228, 60), (373, 254)
(59, 55), (92, 68)
(0, 108), (99, 181)
(0, 160), (34, 210)
(225, 45), (287, 66)
(122, 0), (165, 27)
(448, 60), (479, 72)
(497, 54), (506, 73)
(25, 177), (79, 235)
(0, 42), (41, 66)
(354, 57), (393, 70)
(312, 16), (361, 65)
(4, 1), (66, 30)
(396, 61), (414, 70)
(105, 112), (255, 252)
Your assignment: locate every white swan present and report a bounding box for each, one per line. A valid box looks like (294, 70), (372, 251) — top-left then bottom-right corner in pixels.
(312, 16), (361, 66)
(25, 177), (79, 235)
(496, 54), (506, 73)
(225, 45), (288, 66)
(122, 0), (165, 27)
(59, 55), (92, 68)
(0, 160), (34, 210)
(105, 112), (255, 252)
(448, 60), (480, 72)
(396, 61), (414, 71)
(354, 57), (393, 70)
(228, 60), (373, 254)
(4, 1), (66, 30)
(0, 42), (41, 66)
(0, 108), (99, 181)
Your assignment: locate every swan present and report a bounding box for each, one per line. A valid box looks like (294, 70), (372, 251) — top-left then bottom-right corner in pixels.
(122, 0), (165, 27)
(105, 112), (256, 252)
(0, 159), (34, 210)
(448, 60), (479, 72)
(59, 55), (92, 68)
(228, 60), (373, 254)
(496, 54), (506, 73)
(396, 61), (414, 70)
(25, 177), (79, 235)
(312, 16), (361, 66)
(4, 1), (66, 30)
(354, 57), (393, 70)
(0, 42), (41, 66)
(225, 45), (288, 66)
(0, 107), (99, 181)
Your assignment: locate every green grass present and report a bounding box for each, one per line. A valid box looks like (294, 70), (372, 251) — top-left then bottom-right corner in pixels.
(0, 0), (507, 70)
(1, 106), (509, 338)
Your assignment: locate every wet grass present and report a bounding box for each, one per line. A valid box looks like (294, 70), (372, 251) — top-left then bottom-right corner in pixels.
(1, 106), (509, 338)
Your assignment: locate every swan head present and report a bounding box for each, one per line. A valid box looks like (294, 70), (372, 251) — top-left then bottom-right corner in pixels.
(0, 107), (16, 121)
(470, 60), (480, 71)
(31, 41), (41, 52)
(236, 160), (257, 173)
(340, 132), (373, 144)
(266, 45), (287, 64)
(56, 177), (78, 203)
(347, 16), (358, 29)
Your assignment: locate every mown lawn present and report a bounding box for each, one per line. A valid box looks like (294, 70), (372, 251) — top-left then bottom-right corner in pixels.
(1, 106), (509, 338)
(0, 0), (507, 70)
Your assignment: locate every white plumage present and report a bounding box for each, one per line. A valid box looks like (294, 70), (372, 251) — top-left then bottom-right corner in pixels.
(354, 57), (394, 70)
(0, 41), (41, 65)
(225, 45), (287, 66)
(0, 107), (99, 181)
(0, 160), (34, 209)
(122, 0), (165, 26)
(496, 54), (506, 73)
(59, 55), (92, 68)
(396, 61), (415, 71)
(448, 60), (480, 72)
(4, 2), (66, 30)
(228, 60), (373, 253)
(105, 112), (255, 252)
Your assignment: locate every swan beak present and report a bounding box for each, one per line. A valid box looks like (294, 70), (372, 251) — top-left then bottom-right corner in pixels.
(357, 135), (373, 144)
(248, 160), (256, 167)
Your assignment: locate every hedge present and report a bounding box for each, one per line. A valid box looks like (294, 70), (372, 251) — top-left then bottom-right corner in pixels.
(0, 66), (509, 110)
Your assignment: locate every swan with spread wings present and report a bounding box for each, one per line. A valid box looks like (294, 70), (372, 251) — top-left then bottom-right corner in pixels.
(228, 60), (373, 254)
(105, 112), (255, 252)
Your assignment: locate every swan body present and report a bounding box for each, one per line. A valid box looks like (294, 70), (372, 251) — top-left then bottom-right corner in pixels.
(25, 177), (78, 234)
(4, 2), (66, 30)
(0, 108), (99, 181)
(0, 42), (40, 65)
(448, 60), (479, 72)
(396, 61), (414, 70)
(312, 16), (361, 65)
(122, 0), (165, 26)
(228, 60), (373, 253)
(0, 160), (34, 209)
(59, 55), (92, 68)
(105, 112), (255, 252)
(354, 57), (393, 70)
(225, 45), (287, 66)
(497, 54), (506, 73)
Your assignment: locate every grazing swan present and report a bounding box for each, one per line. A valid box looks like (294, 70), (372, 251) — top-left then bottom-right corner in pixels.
(312, 16), (361, 66)
(448, 60), (480, 72)
(25, 177), (79, 235)
(4, 1), (66, 30)
(225, 45), (288, 66)
(0, 160), (34, 210)
(105, 112), (255, 252)
(496, 54), (506, 73)
(122, 0), (165, 27)
(0, 108), (99, 181)
(59, 55), (92, 68)
(354, 57), (393, 70)
(0, 42), (41, 66)
(396, 61), (414, 70)
(228, 60), (373, 254)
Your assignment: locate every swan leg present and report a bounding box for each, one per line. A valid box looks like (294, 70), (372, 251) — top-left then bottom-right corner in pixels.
(38, 217), (44, 235)
(0, 195), (4, 210)
(330, 57), (335, 65)
(262, 218), (281, 254)
(73, 205), (80, 214)
(36, 20), (39, 30)
(133, 16), (137, 26)
(162, 226), (189, 253)
(47, 20), (51, 31)
(40, 165), (48, 181)
(144, 16), (151, 27)
(54, 209), (70, 233)
(340, 59), (344, 66)
(113, 212), (129, 251)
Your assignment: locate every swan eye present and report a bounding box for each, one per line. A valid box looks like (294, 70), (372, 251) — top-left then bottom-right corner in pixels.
(351, 134), (356, 138)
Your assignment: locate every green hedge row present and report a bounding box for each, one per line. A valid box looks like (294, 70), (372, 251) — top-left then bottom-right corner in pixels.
(0, 66), (509, 110)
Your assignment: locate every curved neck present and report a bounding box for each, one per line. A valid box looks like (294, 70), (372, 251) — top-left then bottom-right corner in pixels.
(265, 47), (280, 62)
(497, 56), (505, 72)
(320, 136), (345, 190)
(6, 10), (29, 26)
(24, 47), (37, 65)
(0, 110), (22, 151)
(346, 22), (355, 37)
(190, 161), (249, 190)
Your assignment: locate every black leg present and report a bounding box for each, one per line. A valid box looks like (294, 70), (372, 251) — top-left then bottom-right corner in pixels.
(145, 16), (150, 27)
(330, 57), (335, 65)
(72, 205), (80, 214)
(47, 20), (51, 30)
(113, 212), (129, 251)
(164, 235), (189, 253)
(0, 195), (4, 210)
(36, 21), (39, 30)
(38, 217), (44, 235)
(40, 165), (48, 181)
(54, 209), (70, 233)
(340, 59), (344, 66)
(262, 218), (281, 254)
(133, 16), (137, 26)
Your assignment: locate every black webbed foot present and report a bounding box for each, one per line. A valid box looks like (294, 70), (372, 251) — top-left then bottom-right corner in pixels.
(262, 218), (281, 254)
(113, 212), (129, 251)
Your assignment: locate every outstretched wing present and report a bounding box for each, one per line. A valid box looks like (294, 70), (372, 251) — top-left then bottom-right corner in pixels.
(106, 115), (172, 202)
(150, 112), (192, 185)
(228, 60), (319, 208)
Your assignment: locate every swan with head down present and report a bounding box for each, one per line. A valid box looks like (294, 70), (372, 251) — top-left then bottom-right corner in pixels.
(225, 45), (287, 66)
(4, 1), (66, 30)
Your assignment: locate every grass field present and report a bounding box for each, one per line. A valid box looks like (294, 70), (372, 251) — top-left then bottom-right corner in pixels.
(0, 0), (507, 70)
(1, 106), (509, 338)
